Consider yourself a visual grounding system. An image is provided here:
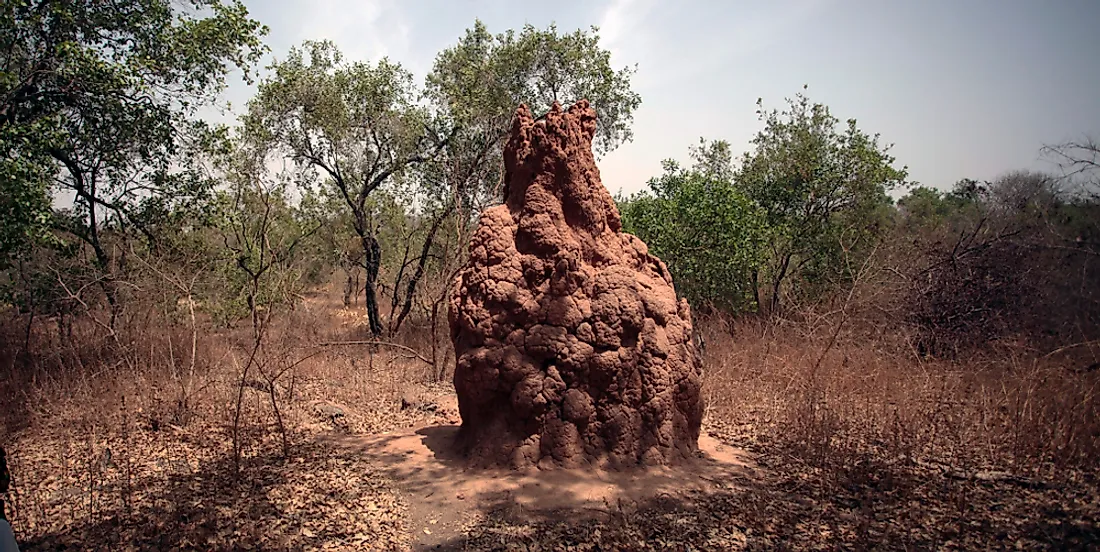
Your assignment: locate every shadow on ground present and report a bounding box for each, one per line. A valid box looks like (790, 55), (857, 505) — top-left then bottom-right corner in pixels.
(444, 451), (1100, 551)
(334, 424), (1100, 551)
(328, 424), (757, 550)
(15, 441), (407, 552)
(13, 422), (1099, 551)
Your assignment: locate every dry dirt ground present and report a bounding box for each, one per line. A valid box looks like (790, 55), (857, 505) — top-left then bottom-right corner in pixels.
(8, 380), (1098, 551)
(326, 393), (756, 551)
(3, 298), (1099, 550)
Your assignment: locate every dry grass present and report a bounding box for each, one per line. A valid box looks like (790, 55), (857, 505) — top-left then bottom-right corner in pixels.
(695, 313), (1100, 549)
(454, 315), (1100, 550)
(0, 284), (453, 551)
(1, 285), (1098, 550)
(699, 314), (1100, 474)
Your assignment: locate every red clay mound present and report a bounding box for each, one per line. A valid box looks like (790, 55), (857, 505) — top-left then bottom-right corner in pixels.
(449, 100), (704, 470)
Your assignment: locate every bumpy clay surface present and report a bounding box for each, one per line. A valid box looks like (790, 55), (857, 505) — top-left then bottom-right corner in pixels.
(449, 100), (704, 470)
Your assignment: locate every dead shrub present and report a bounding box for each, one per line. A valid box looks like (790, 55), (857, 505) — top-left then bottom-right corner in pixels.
(700, 315), (1100, 476)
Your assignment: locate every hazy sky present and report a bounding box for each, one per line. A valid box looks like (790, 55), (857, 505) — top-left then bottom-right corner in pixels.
(211, 0), (1100, 197)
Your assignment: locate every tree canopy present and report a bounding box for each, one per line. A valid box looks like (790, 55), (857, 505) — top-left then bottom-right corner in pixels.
(735, 89), (909, 311)
(0, 0), (267, 267)
(243, 21), (643, 334)
(621, 140), (765, 311)
(427, 19), (641, 159)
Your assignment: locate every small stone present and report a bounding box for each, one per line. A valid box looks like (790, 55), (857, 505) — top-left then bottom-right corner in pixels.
(312, 403), (346, 419)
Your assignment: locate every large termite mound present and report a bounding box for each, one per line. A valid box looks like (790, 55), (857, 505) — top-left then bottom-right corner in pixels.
(449, 100), (704, 470)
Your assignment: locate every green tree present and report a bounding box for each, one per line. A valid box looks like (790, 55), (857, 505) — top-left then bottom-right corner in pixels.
(425, 17), (643, 218)
(897, 180), (986, 235)
(689, 137), (735, 182)
(427, 20), (641, 161)
(947, 178), (989, 204)
(399, 20), (644, 336)
(621, 140), (765, 312)
(0, 0), (267, 321)
(897, 186), (950, 222)
(735, 88), (909, 313)
(210, 137), (320, 463)
(0, 123), (54, 266)
(213, 142), (318, 336)
(299, 186), (364, 307)
(244, 40), (450, 335)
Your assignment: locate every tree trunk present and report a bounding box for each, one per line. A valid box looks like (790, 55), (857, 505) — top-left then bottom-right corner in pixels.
(0, 445), (9, 521)
(23, 310), (34, 360)
(86, 200), (122, 329)
(354, 271), (360, 306)
(362, 235), (384, 335)
(364, 279), (383, 335)
(751, 268), (761, 313)
(430, 297), (441, 381)
(342, 269), (353, 308)
(248, 291), (260, 341)
(770, 252), (793, 315)
(390, 207), (451, 336)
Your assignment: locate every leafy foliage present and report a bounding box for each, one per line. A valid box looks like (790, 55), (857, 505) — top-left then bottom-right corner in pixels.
(621, 140), (765, 311)
(896, 180), (986, 236)
(427, 20), (641, 159)
(1, 0), (266, 233)
(0, 0), (267, 320)
(735, 89), (909, 311)
(0, 121), (55, 266)
(244, 40), (447, 334)
(210, 141), (319, 330)
(242, 25), (642, 335)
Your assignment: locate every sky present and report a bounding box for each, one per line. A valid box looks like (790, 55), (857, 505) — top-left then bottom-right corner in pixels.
(208, 0), (1100, 198)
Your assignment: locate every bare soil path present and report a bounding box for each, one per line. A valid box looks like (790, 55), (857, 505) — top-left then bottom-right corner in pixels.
(323, 407), (759, 550)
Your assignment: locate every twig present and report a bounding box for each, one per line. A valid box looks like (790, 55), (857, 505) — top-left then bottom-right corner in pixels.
(809, 241), (881, 376)
(910, 458), (1047, 489)
(1041, 339), (1100, 360)
(318, 340), (433, 366)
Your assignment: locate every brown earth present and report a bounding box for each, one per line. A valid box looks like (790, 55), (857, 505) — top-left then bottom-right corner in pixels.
(449, 100), (704, 470)
(327, 395), (754, 551)
(3, 303), (1098, 550)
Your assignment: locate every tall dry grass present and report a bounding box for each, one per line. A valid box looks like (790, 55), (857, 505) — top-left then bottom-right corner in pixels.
(698, 312), (1100, 479)
(2, 264), (1098, 547)
(0, 280), (445, 545)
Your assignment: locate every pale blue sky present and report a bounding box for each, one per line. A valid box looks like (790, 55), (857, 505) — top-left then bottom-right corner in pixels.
(210, 0), (1100, 197)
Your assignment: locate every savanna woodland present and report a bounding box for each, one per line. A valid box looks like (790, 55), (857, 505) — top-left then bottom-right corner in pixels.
(2, 1), (1099, 550)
